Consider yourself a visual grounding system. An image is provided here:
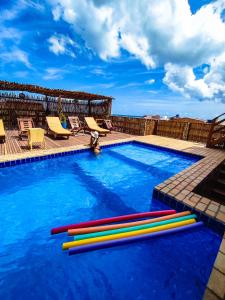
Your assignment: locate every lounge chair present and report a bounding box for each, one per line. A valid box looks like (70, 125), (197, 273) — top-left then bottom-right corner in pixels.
(103, 119), (116, 133)
(85, 117), (110, 136)
(17, 117), (34, 140)
(0, 119), (6, 143)
(46, 117), (72, 139)
(68, 116), (84, 135)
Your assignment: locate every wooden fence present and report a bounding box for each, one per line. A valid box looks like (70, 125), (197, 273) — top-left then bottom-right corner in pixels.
(0, 93), (112, 128)
(111, 116), (212, 144)
(156, 120), (186, 139)
(0, 100), (46, 128)
(111, 116), (156, 135)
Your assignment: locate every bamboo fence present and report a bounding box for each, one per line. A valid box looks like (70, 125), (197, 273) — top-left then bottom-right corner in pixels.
(111, 116), (213, 144)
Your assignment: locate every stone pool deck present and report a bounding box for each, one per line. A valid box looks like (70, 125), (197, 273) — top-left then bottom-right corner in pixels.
(0, 134), (224, 299)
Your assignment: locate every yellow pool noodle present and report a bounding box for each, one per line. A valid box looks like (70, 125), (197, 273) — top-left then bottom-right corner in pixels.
(62, 218), (196, 250)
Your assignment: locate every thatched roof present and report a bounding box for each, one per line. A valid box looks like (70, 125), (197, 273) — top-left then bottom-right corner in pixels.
(0, 80), (113, 101)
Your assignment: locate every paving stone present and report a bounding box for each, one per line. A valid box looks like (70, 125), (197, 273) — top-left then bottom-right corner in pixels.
(175, 193), (186, 201)
(216, 212), (225, 224)
(214, 252), (225, 274)
(220, 239), (225, 255)
(207, 268), (225, 299)
(200, 197), (210, 205)
(180, 189), (190, 196)
(211, 201), (220, 207)
(206, 210), (217, 218)
(203, 288), (220, 300)
(189, 195), (201, 204)
(161, 187), (171, 193)
(186, 186), (194, 192)
(169, 188), (180, 196)
(195, 202), (207, 212)
(208, 204), (219, 213)
(183, 198), (195, 207)
(219, 206), (225, 213)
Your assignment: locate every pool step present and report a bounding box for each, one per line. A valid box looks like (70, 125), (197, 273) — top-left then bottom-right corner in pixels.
(219, 169), (225, 179)
(194, 160), (225, 203)
(212, 188), (225, 202)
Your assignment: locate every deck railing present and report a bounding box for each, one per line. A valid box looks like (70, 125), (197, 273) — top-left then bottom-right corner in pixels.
(206, 113), (225, 148)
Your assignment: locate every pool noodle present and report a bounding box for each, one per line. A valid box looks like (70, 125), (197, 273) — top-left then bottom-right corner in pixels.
(74, 214), (197, 241)
(68, 222), (203, 255)
(51, 209), (176, 234)
(68, 211), (191, 235)
(62, 218), (196, 250)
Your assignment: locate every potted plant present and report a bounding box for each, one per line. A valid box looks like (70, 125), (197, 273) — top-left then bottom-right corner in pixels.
(57, 95), (67, 128)
(59, 113), (67, 128)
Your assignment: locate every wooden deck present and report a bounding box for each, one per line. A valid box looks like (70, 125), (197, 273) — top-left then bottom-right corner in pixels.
(0, 130), (132, 156)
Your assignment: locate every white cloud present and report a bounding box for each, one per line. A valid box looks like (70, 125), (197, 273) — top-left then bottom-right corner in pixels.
(0, 48), (32, 68)
(163, 54), (225, 101)
(0, 27), (21, 44)
(117, 82), (144, 89)
(49, 0), (120, 60)
(0, 0), (45, 71)
(145, 79), (155, 85)
(48, 0), (225, 102)
(43, 67), (66, 80)
(52, 5), (62, 21)
(1, 0), (44, 22)
(91, 67), (106, 76)
(48, 34), (76, 57)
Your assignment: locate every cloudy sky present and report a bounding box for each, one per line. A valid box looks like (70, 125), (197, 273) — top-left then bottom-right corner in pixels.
(1, 0), (225, 119)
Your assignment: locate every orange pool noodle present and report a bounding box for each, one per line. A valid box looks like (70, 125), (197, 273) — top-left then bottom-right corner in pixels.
(68, 211), (191, 236)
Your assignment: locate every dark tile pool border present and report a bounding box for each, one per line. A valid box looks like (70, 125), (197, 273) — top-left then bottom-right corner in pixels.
(0, 140), (203, 169)
(0, 146), (96, 168)
(153, 189), (225, 235)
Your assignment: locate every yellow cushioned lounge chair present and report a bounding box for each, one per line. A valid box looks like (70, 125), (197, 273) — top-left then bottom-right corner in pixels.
(46, 117), (72, 139)
(0, 119), (6, 143)
(85, 117), (110, 136)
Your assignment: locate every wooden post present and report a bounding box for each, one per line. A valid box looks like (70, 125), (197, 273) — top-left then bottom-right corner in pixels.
(206, 122), (215, 148)
(153, 120), (158, 135)
(143, 119), (147, 135)
(88, 100), (91, 116)
(182, 122), (190, 140)
(107, 99), (112, 117)
(45, 95), (50, 116)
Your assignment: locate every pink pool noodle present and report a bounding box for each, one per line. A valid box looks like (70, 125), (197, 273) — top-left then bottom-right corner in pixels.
(51, 210), (176, 234)
(68, 222), (203, 255)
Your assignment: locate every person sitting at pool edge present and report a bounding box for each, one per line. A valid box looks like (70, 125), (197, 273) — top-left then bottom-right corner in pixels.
(90, 131), (101, 155)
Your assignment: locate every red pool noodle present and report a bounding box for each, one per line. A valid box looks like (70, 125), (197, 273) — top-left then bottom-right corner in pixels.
(51, 209), (176, 234)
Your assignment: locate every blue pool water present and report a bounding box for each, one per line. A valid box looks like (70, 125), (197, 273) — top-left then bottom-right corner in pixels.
(0, 142), (221, 300)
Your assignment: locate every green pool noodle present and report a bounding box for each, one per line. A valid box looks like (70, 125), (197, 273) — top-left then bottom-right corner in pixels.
(74, 214), (197, 241)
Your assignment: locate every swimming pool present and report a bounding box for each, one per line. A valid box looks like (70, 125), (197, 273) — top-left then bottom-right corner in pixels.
(0, 142), (221, 300)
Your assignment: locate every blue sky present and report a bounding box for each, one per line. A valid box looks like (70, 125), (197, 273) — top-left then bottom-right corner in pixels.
(1, 0), (225, 119)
